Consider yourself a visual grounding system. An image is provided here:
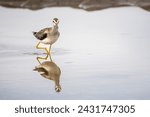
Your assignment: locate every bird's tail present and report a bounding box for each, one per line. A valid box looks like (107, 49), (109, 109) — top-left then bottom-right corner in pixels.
(32, 31), (37, 36)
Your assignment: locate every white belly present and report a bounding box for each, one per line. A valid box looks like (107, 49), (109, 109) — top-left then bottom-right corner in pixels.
(41, 34), (59, 45)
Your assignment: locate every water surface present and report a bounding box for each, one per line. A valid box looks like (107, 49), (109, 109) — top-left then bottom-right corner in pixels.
(0, 7), (150, 99)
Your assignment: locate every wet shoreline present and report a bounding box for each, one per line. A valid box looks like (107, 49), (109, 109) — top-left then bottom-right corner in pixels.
(0, 0), (150, 11)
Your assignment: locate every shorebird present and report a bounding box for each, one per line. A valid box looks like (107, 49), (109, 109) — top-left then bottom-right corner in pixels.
(33, 18), (60, 57)
(33, 61), (61, 92)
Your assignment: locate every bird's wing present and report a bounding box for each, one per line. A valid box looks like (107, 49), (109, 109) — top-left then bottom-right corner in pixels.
(35, 28), (52, 40)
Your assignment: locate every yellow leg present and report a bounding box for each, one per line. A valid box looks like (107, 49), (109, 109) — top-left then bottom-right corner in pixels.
(36, 42), (50, 64)
(49, 45), (51, 54)
(36, 42), (49, 55)
(49, 45), (53, 61)
(49, 53), (53, 62)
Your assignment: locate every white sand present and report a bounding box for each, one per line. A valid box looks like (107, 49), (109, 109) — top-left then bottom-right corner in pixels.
(0, 6), (150, 99)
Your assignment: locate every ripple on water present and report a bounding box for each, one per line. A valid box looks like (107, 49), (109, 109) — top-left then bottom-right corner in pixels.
(0, 46), (71, 59)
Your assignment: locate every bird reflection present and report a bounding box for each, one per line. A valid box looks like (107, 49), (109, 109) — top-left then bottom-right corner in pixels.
(34, 54), (61, 93)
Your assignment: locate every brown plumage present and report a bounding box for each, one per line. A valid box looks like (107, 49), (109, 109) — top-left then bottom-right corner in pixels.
(33, 18), (60, 55)
(33, 61), (61, 92)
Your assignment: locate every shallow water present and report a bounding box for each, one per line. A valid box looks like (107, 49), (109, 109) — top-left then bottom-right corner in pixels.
(0, 7), (150, 99)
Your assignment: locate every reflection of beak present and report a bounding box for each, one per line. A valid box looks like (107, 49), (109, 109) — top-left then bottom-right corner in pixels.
(55, 86), (61, 93)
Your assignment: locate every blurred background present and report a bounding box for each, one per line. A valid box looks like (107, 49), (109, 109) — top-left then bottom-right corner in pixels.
(0, 0), (150, 100)
(0, 0), (150, 11)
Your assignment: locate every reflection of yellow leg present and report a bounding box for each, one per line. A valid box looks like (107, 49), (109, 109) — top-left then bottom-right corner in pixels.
(49, 45), (53, 61)
(36, 42), (49, 55)
(49, 53), (53, 62)
(36, 54), (49, 64)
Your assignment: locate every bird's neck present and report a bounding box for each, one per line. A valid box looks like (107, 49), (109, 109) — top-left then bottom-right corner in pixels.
(52, 24), (58, 32)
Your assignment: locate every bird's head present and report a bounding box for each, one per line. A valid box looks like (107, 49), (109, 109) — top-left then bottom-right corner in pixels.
(55, 85), (61, 93)
(52, 18), (59, 25)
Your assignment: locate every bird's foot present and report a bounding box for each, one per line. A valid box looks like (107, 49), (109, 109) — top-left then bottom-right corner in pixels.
(43, 48), (50, 55)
